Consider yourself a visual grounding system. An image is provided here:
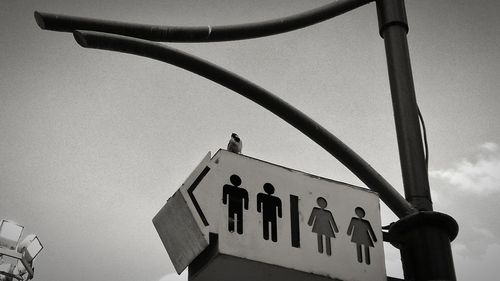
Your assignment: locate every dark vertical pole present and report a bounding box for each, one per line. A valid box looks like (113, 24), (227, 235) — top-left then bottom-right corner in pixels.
(376, 0), (458, 280)
(376, 0), (432, 211)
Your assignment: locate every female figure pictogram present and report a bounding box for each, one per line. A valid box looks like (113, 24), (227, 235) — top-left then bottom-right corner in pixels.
(308, 197), (338, 256)
(347, 207), (377, 265)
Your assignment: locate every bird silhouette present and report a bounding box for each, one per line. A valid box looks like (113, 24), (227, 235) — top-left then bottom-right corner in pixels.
(227, 133), (242, 154)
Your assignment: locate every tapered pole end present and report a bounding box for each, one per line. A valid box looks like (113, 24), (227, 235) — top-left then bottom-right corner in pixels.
(34, 11), (47, 29)
(73, 30), (88, 47)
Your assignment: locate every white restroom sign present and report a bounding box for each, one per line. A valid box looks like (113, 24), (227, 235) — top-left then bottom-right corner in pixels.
(160, 150), (386, 281)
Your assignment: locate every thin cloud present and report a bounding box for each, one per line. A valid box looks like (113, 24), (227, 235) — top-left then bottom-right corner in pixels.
(430, 142), (500, 257)
(453, 227), (498, 257)
(480, 142), (499, 152)
(429, 142), (500, 195)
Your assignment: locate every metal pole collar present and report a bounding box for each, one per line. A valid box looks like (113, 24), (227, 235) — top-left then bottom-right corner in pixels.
(389, 211), (459, 243)
(376, 0), (409, 37)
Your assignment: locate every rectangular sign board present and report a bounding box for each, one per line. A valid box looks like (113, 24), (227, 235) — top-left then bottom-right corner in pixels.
(156, 150), (386, 281)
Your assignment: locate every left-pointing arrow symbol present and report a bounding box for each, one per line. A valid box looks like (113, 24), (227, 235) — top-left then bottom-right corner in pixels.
(188, 166), (211, 226)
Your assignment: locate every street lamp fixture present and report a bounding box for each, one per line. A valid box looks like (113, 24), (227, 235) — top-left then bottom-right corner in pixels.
(0, 220), (43, 281)
(0, 221), (23, 251)
(17, 235), (43, 264)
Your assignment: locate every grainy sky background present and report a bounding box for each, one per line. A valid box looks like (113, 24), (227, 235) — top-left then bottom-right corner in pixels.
(1, 0), (499, 280)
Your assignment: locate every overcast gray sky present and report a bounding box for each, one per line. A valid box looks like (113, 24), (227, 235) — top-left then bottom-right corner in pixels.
(1, 0), (499, 280)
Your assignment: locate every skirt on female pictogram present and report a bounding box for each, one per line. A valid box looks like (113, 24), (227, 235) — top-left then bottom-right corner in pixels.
(349, 219), (374, 247)
(310, 208), (337, 238)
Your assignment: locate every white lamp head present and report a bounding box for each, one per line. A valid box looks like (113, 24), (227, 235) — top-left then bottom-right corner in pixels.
(17, 234), (43, 262)
(0, 220), (24, 250)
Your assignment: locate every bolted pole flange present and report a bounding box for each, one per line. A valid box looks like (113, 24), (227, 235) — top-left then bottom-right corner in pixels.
(389, 211), (458, 281)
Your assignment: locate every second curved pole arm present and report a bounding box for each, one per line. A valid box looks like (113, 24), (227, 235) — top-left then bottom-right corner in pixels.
(35, 0), (373, 42)
(72, 30), (416, 218)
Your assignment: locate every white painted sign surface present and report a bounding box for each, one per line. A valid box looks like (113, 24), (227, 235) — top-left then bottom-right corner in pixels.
(179, 150), (386, 281)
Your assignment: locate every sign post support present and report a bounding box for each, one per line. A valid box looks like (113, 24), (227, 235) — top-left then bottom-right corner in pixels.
(376, 0), (458, 280)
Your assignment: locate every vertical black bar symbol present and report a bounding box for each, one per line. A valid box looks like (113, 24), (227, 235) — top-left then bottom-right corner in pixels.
(290, 194), (300, 248)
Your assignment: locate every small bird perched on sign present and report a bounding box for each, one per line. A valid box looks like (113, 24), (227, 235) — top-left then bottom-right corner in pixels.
(227, 133), (242, 154)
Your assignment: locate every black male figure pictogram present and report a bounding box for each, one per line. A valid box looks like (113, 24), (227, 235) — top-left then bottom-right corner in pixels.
(308, 197), (339, 256)
(257, 183), (282, 242)
(222, 174), (248, 234)
(347, 207), (377, 265)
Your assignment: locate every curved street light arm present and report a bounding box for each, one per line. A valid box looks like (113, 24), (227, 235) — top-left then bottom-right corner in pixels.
(72, 30), (416, 218)
(35, 0), (373, 42)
